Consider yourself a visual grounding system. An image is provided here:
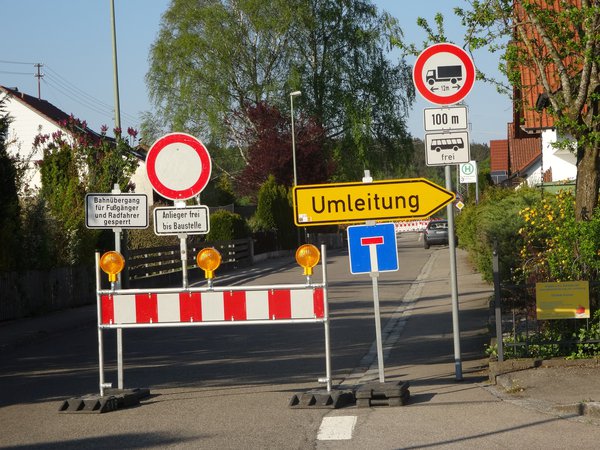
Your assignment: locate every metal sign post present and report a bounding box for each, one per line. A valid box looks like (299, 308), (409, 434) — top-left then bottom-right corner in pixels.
(368, 241), (385, 383)
(445, 165), (463, 381)
(346, 172), (399, 383)
(414, 44), (473, 383)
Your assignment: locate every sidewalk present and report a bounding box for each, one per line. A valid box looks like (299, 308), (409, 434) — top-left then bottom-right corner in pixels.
(319, 244), (600, 449)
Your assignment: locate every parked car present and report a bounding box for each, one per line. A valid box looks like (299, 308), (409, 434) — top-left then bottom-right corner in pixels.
(423, 219), (457, 249)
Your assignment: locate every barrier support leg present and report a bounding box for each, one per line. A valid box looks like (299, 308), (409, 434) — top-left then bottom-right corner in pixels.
(117, 328), (124, 389)
(321, 244), (332, 392)
(95, 253), (106, 396)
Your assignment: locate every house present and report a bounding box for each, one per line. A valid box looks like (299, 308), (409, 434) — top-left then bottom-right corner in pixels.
(0, 85), (154, 201)
(490, 95), (577, 189)
(489, 1), (578, 188)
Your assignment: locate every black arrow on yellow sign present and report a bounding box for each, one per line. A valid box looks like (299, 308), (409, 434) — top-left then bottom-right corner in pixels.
(293, 178), (455, 226)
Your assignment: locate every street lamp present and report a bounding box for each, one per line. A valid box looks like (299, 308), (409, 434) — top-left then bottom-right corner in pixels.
(290, 91), (301, 186)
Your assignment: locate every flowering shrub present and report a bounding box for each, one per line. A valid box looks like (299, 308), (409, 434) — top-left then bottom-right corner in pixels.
(30, 116), (139, 266)
(516, 190), (600, 286)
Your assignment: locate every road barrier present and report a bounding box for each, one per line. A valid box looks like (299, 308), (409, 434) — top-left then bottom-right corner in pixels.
(95, 245), (331, 397)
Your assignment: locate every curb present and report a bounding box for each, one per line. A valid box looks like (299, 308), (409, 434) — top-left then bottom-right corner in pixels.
(488, 357), (600, 383)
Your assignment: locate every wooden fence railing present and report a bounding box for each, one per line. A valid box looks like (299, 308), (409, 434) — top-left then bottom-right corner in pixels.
(126, 238), (254, 282)
(0, 239), (254, 321)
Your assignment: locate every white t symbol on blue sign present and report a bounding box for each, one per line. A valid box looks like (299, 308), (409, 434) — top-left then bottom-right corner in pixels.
(347, 223), (399, 274)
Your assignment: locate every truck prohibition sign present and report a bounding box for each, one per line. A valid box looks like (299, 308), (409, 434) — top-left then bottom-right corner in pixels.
(413, 43), (475, 105)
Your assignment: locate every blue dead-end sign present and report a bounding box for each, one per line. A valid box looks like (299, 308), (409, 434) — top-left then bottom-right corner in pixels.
(347, 223), (399, 274)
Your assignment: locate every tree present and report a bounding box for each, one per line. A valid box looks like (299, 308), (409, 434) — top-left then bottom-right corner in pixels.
(291, 0), (415, 180)
(235, 102), (331, 196)
(146, 0), (415, 184)
(254, 175), (296, 249)
(455, 1), (600, 220)
(146, 0), (294, 156)
(0, 95), (21, 270)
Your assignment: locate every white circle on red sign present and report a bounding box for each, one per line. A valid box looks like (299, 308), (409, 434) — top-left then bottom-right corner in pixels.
(146, 132), (212, 200)
(412, 43), (475, 105)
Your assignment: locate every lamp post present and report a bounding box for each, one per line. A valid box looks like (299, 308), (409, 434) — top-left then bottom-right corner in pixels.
(290, 91), (301, 186)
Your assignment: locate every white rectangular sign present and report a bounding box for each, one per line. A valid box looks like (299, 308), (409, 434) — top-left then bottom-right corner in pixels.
(85, 194), (148, 229)
(424, 106), (468, 132)
(459, 161), (478, 184)
(425, 131), (471, 166)
(154, 206), (210, 235)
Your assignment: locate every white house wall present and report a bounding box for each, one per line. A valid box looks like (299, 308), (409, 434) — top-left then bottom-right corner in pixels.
(5, 97), (65, 192)
(130, 163), (154, 206)
(525, 160), (543, 187)
(4, 93), (153, 204)
(541, 129), (577, 182)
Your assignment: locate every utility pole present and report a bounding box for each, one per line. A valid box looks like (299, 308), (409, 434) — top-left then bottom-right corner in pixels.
(34, 63), (43, 99)
(110, 0), (122, 130)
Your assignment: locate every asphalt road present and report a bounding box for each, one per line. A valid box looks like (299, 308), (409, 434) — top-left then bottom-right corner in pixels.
(0, 233), (428, 449)
(3, 233), (600, 449)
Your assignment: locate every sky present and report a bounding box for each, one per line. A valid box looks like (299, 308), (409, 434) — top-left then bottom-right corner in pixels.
(0, 0), (512, 145)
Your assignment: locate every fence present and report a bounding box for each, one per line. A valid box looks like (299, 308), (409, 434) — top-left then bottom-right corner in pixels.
(492, 248), (600, 361)
(1, 234), (342, 322)
(0, 266), (94, 321)
(0, 239), (253, 322)
(125, 238), (253, 288)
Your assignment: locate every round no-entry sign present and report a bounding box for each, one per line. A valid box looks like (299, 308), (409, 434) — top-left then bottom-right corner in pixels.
(146, 132), (212, 201)
(413, 43), (475, 105)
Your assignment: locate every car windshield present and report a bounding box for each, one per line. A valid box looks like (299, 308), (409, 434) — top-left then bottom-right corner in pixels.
(428, 221), (447, 230)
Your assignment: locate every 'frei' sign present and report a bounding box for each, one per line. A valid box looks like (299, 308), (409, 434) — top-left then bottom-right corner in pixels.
(154, 206), (210, 235)
(293, 178), (455, 226)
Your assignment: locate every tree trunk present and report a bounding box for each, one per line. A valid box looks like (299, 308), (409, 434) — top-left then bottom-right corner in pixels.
(574, 142), (600, 221)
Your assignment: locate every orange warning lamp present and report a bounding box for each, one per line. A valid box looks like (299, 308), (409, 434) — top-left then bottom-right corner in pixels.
(100, 251), (125, 283)
(295, 244), (320, 276)
(196, 247), (222, 279)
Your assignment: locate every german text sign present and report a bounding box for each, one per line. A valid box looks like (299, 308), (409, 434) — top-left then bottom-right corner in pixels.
(424, 106), (468, 132)
(536, 281), (590, 320)
(154, 206), (210, 235)
(293, 178), (455, 226)
(85, 194), (148, 229)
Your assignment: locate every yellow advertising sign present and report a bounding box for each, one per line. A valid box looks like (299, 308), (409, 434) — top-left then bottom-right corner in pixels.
(536, 281), (590, 320)
(293, 178), (455, 226)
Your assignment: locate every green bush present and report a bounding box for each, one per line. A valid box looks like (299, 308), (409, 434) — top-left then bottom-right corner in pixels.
(206, 210), (250, 242)
(456, 186), (542, 282)
(127, 204), (178, 250)
(253, 175), (296, 249)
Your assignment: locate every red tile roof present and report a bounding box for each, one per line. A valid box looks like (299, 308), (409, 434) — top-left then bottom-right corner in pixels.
(490, 139), (509, 172)
(508, 123), (541, 173)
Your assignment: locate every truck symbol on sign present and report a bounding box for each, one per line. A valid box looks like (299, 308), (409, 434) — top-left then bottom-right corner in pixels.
(431, 137), (464, 152)
(426, 65), (463, 85)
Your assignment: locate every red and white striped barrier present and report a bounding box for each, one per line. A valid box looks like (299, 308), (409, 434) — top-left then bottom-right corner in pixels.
(394, 219), (430, 233)
(95, 246), (332, 396)
(100, 288), (324, 326)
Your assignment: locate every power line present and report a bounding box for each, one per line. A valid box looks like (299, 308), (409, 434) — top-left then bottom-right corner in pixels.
(0, 70), (34, 76)
(42, 78), (115, 119)
(0, 59), (37, 65)
(2, 59), (141, 127)
(43, 65), (138, 124)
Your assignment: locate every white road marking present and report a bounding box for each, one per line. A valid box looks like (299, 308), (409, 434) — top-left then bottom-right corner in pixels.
(317, 416), (357, 441)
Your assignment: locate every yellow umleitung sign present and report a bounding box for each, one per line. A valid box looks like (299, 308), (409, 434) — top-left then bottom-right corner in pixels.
(536, 281), (590, 320)
(293, 178), (455, 226)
